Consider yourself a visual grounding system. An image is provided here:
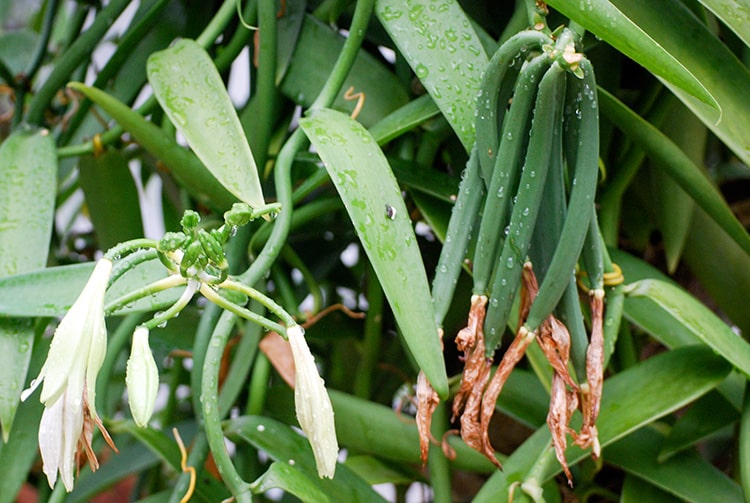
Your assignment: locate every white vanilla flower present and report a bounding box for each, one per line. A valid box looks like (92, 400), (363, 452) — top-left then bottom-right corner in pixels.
(21, 258), (115, 491)
(287, 324), (339, 478)
(126, 326), (160, 427)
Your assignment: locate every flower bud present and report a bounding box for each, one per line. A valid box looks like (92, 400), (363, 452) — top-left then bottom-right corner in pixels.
(287, 324), (338, 478)
(126, 327), (159, 427)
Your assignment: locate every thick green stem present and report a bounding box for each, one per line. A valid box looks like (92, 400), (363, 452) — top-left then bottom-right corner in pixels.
(200, 284), (285, 333)
(354, 264), (384, 399)
(105, 275), (187, 315)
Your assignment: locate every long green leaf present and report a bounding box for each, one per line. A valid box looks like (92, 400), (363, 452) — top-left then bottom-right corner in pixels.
(473, 345), (731, 500)
(225, 415), (387, 502)
(698, 0), (750, 47)
(299, 108), (448, 397)
(0, 127), (56, 440)
(626, 278), (750, 377)
(546, 0), (717, 110)
(598, 87), (750, 258)
(0, 260), (181, 318)
(68, 82), (236, 210)
(375, 0), (488, 150)
(147, 39), (266, 210)
(606, 427), (743, 502)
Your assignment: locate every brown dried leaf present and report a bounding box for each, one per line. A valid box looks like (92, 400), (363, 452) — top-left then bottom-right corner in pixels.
(519, 262), (539, 324)
(537, 317), (579, 391)
(460, 357), (492, 454)
(259, 332), (295, 388)
(576, 290), (605, 457)
(416, 370), (440, 465)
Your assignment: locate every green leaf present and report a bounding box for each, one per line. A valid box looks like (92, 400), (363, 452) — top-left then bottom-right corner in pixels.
(147, 39), (265, 209)
(280, 15), (409, 127)
(698, 0), (750, 47)
(251, 461), (331, 502)
(0, 127), (56, 439)
(68, 82), (236, 210)
(225, 415), (387, 502)
(376, 0), (488, 150)
(626, 279), (750, 377)
(78, 149), (144, 250)
(0, 260), (181, 318)
(606, 427), (743, 503)
(299, 108), (448, 397)
(473, 345), (731, 500)
(659, 390), (739, 461)
(621, 474), (683, 503)
(598, 87), (750, 259)
(546, 0), (718, 110)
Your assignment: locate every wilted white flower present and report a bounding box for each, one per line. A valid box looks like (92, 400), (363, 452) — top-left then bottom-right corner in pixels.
(126, 326), (160, 427)
(21, 258), (116, 491)
(287, 324), (338, 478)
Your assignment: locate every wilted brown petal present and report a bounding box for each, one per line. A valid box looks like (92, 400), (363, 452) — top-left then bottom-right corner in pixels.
(576, 289), (605, 458)
(537, 317), (579, 391)
(416, 371), (440, 465)
(459, 358), (492, 455)
(548, 373), (573, 486)
(477, 326), (536, 467)
(452, 295), (488, 420)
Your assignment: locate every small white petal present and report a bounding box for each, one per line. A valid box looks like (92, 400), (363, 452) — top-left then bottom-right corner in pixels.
(126, 327), (160, 427)
(287, 325), (338, 478)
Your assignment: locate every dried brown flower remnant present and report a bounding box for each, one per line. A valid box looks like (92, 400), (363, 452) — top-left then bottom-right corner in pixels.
(478, 325), (535, 467)
(575, 289), (605, 458)
(548, 372), (575, 486)
(452, 295), (489, 421)
(459, 358), (492, 454)
(416, 370), (440, 465)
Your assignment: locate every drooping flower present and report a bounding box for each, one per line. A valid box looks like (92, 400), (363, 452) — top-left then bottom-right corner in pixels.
(287, 324), (338, 478)
(126, 326), (160, 427)
(21, 258), (116, 491)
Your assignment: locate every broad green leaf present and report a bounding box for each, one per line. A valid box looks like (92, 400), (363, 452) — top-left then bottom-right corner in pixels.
(546, 0), (717, 110)
(68, 82), (236, 210)
(659, 390), (739, 461)
(376, 0), (488, 150)
(572, 0), (750, 164)
(626, 279), (750, 377)
(0, 338), (44, 503)
(0, 260), (181, 318)
(652, 102), (705, 273)
(598, 87), (750, 258)
(473, 345), (731, 500)
(147, 39), (265, 209)
(78, 149), (144, 250)
(343, 455), (413, 485)
(606, 427), (743, 502)
(621, 474), (683, 503)
(698, 0), (750, 47)
(251, 461), (330, 502)
(225, 415), (388, 502)
(0, 127), (56, 439)
(369, 94), (441, 145)
(683, 208), (750, 336)
(328, 390), (495, 472)
(299, 108), (448, 397)
(265, 386), (494, 472)
(280, 15), (409, 127)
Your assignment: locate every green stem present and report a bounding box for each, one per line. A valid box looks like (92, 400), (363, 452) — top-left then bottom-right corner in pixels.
(281, 245), (324, 315)
(196, 0), (239, 48)
(167, 432), (210, 503)
(98, 313), (142, 417)
(142, 280), (200, 331)
(200, 283), (286, 333)
(309, 0), (375, 112)
(200, 312), (252, 503)
(428, 403), (453, 503)
(217, 279), (296, 327)
(217, 316), (262, 415)
(354, 264), (383, 399)
(23, 0), (60, 84)
(26, 0), (132, 125)
(214, 0), (258, 71)
(58, 0), (171, 146)
(246, 351), (271, 416)
(252, 0), (279, 170)
(105, 238), (159, 263)
(105, 275), (187, 315)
